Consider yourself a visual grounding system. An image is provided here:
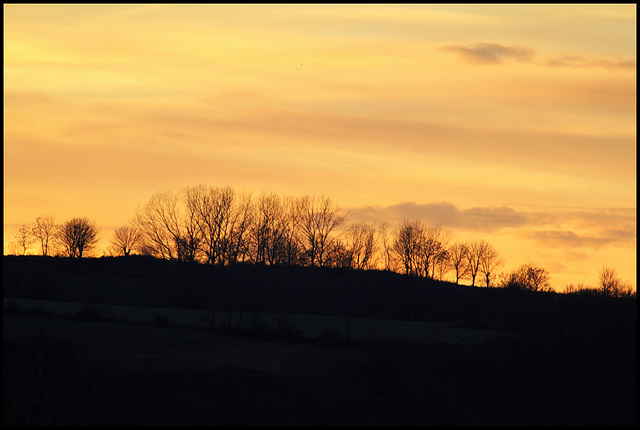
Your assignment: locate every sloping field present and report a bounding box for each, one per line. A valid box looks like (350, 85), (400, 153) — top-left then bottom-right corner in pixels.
(4, 298), (506, 344)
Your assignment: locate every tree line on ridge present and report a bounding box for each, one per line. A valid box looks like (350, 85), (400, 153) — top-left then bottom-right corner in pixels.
(8, 184), (635, 298)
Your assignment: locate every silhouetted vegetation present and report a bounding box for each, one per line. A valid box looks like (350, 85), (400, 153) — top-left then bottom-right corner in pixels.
(3, 255), (636, 425)
(4, 184), (635, 425)
(8, 184), (635, 298)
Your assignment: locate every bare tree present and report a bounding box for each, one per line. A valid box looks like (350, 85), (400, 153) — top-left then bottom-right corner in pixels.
(180, 186), (206, 262)
(250, 192), (295, 266)
(478, 240), (502, 287)
(392, 219), (425, 276)
(183, 185), (253, 265)
(133, 190), (182, 260)
(31, 215), (56, 256)
(378, 221), (395, 271)
(57, 217), (100, 258)
(12, 224), (34, 255)
(279, 195), (305, 266)
(432, 248), (451, 281)
(343, 222), (377, 270)
(225, 190), (254, 264)
(295, 195), (348, 267)
(598, 267), (633, 297)
(325, 238), (353, 268)
(502, 263), (552, 292)
(419, 224), (451, 279)
(184, 184), (227, 265)
(108, 225), (143, 256)
(525, 264), (551, 292)
(448, 242), (470, 284)
(465, 241), (484, 287)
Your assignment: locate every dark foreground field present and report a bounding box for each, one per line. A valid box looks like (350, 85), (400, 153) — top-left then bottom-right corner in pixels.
(3, 256), (637, 426)
(4, 309), (634, 426)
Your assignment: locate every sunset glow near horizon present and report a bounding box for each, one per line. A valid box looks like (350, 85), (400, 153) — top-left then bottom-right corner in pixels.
(4, 4), (636, 291)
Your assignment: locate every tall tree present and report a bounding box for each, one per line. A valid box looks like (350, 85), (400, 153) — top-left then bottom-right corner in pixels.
(448, 242), (470, 284)
(419, 224), (451, 279)
(250, 192), (292, 265)
(32, 215), (56, 256)
(478, 240), (502, 287)
(224, 190), (254, 265)
(378, 221), (395, 271)
(392, 219), (425, 276)
(133, 190), (182, 260)
(57, 217), (100, 258)
(465, 241), (484, 287)
(295, 195), (348, 267)
(344, 221), (377, 270)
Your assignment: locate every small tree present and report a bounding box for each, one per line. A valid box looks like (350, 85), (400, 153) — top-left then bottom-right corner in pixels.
(108, 225), (143, 256)
(12, 224), (35, 255)
(598, 267), (634, 298)
(503, 263), (553, 292)
(57, 217), (101, 258)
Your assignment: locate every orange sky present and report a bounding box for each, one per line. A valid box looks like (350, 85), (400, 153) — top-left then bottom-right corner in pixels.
(4, 4), (636, 291)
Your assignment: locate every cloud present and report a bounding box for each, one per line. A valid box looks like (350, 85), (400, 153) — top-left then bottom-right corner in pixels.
(525, 208), (636, 249)
(439, 42), (535, 64)
(348, 201), (529, 232)
(527, 230), (613, 248)
(347, 202), (636, 249)
(439, 42), (635, 71)
(545, 55), (636, 70)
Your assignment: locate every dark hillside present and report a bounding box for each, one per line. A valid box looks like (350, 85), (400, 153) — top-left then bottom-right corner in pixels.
(3, 255), (636, 426)
(3, 255), (636, 333)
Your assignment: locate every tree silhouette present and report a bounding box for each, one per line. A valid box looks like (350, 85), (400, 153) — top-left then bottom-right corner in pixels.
(8, 181), (636, 297)
(295, 195), (347, 267)
(465, 241), (483, 287)
(419, 224), (450, 279)
(32, 215), (56, 256)
(478, 240), (502, 287)
(12, 224), (34, 255)
(108, 225), (143, 256)
(392, 219), (425, 276)
(447, 242), (470, 284)
(502, 263), (552, 292)
(598, 266), (633, 297)
(342, 221), (378, 270)
(57, 217), (100, 258)
(133, 190), (183, 260)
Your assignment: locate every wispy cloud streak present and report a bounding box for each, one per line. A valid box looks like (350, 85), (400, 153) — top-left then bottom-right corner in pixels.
(440, 42), (635, 71)
(545, 55), (636, 70)
(439, 42), (536, 64)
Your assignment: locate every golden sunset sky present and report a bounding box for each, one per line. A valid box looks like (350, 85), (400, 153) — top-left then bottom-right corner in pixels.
(4, 4), (636, 291)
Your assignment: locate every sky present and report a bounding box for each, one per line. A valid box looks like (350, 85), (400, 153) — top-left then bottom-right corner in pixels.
(4, 4), (636, 291)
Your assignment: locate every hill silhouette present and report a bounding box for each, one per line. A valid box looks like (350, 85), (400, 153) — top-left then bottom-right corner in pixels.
(3, 255), (637, 425)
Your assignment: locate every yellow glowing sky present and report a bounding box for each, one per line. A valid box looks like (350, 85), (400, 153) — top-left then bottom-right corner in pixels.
(4, 4), (636, 290)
